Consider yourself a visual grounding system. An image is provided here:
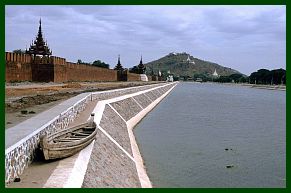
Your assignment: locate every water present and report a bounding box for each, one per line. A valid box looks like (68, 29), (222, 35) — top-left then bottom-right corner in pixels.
(134, 82), (286, 188)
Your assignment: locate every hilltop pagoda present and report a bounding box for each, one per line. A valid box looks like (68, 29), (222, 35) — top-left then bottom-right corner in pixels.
(26, 19), (52, 59)
(213, 69), (219, 77)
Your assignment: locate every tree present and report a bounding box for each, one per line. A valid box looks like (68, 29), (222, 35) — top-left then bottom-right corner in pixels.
(238, 76), (248, 83)
(76, 59), (90, 65)
(229, 73), (244, 83)
(13, 49), (26, 54)
(215, 76), (231, 83)
(129, 66), (139, 74)
(249, 68), (286, 85)
(77, 59), (83, 64)
(92, 60), (110, 69)
(193, 73), (210, 82)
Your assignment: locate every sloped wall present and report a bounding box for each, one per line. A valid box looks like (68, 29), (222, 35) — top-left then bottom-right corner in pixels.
(82, 83), (177, 188)
(5, 83), (172, 185)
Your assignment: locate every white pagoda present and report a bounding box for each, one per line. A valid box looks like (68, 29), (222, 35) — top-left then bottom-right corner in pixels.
(186, 55), (195, 64)
(212, 69), (219, 77)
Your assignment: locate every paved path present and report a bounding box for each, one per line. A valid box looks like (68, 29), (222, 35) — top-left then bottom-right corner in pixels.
(6, 98), (99, 188)
(5, 93), (89, 149)
(6, 83), (170, 188)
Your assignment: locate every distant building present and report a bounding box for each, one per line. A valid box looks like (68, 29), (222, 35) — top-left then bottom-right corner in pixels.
(195, 78), (203, 82)
(137, 55), (146, 74)
(185, 54), (195, 64)
(186, 55), (191, 62)
(114, 55), (124, 71)
(167, 75), (173, 82)
(212, 69), (219, 77)
(26, 18), (52, 61)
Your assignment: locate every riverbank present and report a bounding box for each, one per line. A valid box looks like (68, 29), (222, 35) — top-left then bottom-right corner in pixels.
(249, 84), (286, 91)
(6, 82), (177, 188)
(5, 81), (162, 129)
(197, 82), (286, 91)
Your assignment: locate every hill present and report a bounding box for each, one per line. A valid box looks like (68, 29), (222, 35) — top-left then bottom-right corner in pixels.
(145, 52), (242, 77)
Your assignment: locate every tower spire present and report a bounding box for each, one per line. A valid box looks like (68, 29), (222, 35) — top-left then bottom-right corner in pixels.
(37, 18), (43, 42)
(140, 55), (143, 65)
(114, 54), (123, 71)
(26, 18), (52, 56)
(137, 55), (145, 74)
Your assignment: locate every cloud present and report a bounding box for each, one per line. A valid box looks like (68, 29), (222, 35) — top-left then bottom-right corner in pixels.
(5, 5), (286, 75)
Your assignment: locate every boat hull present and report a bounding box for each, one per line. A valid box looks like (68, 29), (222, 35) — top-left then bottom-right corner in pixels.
(40, 122), (97, 160)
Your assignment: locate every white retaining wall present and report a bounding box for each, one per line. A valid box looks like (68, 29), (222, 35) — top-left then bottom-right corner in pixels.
(5, 82), (177, 186)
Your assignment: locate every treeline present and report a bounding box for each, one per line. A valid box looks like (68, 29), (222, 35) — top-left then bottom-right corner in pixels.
(77, 59), (110, 69)
(249, 69), (286, 85)
(12, 49), (26, 54)
(214, 73), (248, 83)
(213, 68), (286, 85)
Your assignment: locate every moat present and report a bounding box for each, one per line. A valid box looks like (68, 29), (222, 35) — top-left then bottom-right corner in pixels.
(134, 82), (286, 188)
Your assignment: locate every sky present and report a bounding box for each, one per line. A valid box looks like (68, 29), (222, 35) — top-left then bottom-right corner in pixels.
(5, 5), (286, 75)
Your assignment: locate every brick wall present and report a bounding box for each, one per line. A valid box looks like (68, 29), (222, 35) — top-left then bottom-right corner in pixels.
(64, 62), (117, 82)
(5, 52), (32, 82)
(32, 62), (54, 82)
(127, 72), (141, 81)
(54, 63), (67, 82)
(147, 76), (152, 81)
(5, 52), (134, 83)
(51, 56), (67, 82)
(5, 52), (32, 63)
(6, 62), (32, 82)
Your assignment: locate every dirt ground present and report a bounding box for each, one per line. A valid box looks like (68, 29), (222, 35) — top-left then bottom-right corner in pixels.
(5, 81), (160, 129)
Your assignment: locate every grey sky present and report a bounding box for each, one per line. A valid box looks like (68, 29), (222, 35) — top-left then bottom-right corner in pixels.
(5, 5), (286, 75)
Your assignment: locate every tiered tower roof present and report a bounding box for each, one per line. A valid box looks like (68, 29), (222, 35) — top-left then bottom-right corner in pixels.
(137, 55), (145, 74)
(26, 19), (52, 56)
(114, 55), (124, 71)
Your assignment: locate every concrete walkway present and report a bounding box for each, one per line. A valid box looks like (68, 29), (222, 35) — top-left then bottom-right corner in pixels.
(5, 82), (175, 187)
(6, 99), (99, 188)
(5, 93), (89, 149)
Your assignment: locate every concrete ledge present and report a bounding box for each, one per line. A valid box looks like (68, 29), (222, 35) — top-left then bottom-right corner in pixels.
(5, 82), (177, 187)
(80, 82), (177, 188)
(127, 83), (177, 188)
(5, 93), (91, 184)
(5, 82), (168, 184)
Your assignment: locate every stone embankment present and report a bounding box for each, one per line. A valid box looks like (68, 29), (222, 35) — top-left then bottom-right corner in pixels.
(5, 82), (177, 188)
(250, 84), (286, 91)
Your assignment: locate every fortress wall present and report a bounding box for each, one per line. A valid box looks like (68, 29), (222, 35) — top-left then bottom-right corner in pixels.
(5, 52), (32, 63)
(31, 63), (54, 82)
(5, 52), (33, 82)
(54, 59), (68, 82)
(127, 72), (141, 81)
(5, 62), (32, 82)
(5, 52), (151, 83)
(50, 56), (66, 65)
(65, 62), (117, 82)
(147, 75), (152, 81)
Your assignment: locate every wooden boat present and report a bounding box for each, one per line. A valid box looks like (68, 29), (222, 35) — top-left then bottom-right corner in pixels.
(40, 113), (97, 160)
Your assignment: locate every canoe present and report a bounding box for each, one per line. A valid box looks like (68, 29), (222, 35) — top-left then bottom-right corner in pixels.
(40, 114), (97, 160)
